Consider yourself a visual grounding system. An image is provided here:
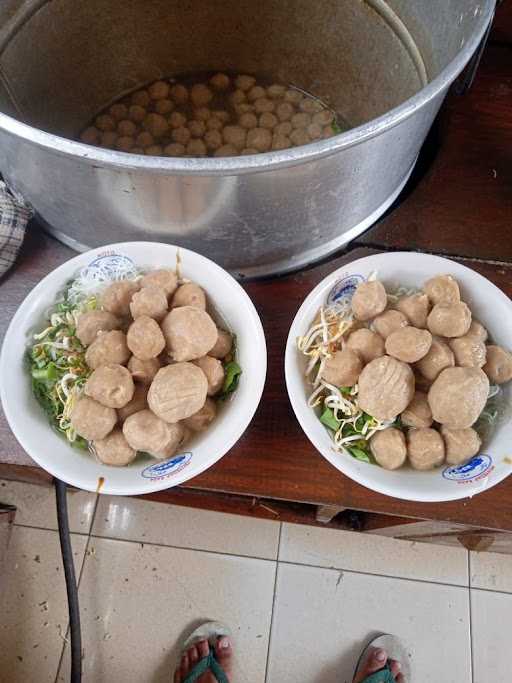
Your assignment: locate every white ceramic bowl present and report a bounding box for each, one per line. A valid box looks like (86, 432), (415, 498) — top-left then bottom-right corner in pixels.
(0, 242), (266, 495)
(285, 252), (512, 503)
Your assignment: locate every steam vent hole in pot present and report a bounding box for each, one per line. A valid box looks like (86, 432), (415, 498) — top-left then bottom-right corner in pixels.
(80, 72), (345, 157)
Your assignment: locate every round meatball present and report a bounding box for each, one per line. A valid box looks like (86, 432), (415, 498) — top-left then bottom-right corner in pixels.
(247, 85), (266, 102)
(101, 280), (140, 317)
(416, 338), (455, 381)
(346, 329), (385, 364)
(190, 84), (213, 107)
(424, 275), (460, 306)
(148, 363), (208, 422)
(209, 329), (233, 360)
(223, 125), (247, 150)
(76, 311), (120, 347)
(401, 391), (433, 429)
(129, 105), (147, 123)
(116, 136), (135, 152)
(193, 356), (225, 396)
(351, 281), (387, 321)
(428, 367), (489, 428)
(321, 348), (362, 387)
(408, 428), (445, 470)
(117, 119), (137, 137)
(254, 98), (274, 114)
(169, 111), (187, 129)
(171, 283), (206, 310)
(123, 409), (184, 458)
(129, 286), (168, 322)
(93, 428), (136, 466)
(276, 102), (295, 122)
(170, 84), (189, 104)
(70, 395), (117, 441)
(214, 144), (238, 157)
(449, 336), (487, 368)
(370, 428), (407, 470)
(188, 119), (206, 138)
(246, 127), (272, 152)
(85, 330), (130, 370)
(267, 84), (286, 99)
(117, 384), (149, 421)
(143, 113), (169, 138)
(204, 130), (223, 151)
(357, 356), (415, 421)
(466, 320), (488, 342)
(210, 73), (230, 91)
(140, 269), (178, 298)
(235, 75), (256, 91)
(372, 309), (409, 340)
(136, 131), (154, 149)
(145, 145), (163, 156)
(161, 307), (218, 362)
(148, 80), (170, 100)
(483, 345), (512, 384)
(131, 90), (150, 107)
(155, 99), (174, 115)
(183, 398), (216, 432)
(127, 316), (165, 360)
(396, 293), (430, 329)
(81, 127), (99, 145)
(85, 364), (135, 409)
(441, 426), (482, 466)
(239, 112), (258, 130)
(96, 114), (115, 132)
(427, 302), (472, 338)
(127, 356), (160, 385)
(385, 327), (432, 363)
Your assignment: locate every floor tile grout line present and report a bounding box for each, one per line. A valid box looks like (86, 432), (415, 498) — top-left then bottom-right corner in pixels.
(12, 521), (91, 536)
(264, 522), (282, 683)
(87, 532), (279, 563)
(53, 493), (101, 683)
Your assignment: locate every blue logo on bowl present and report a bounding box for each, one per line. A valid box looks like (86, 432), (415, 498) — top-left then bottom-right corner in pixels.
(81, 253), (138, 284)
(443, 455), (493, 483)
(141, 453), (192, 480)
(327, 274), (365, 306)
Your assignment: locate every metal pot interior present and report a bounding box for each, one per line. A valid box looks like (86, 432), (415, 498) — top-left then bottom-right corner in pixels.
(0, 0), (484, 140)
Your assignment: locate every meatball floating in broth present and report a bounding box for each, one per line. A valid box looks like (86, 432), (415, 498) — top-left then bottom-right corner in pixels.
(76, 311), (120, 346)
(346, 329), (385, 365)
(84, 363), (135, 409)
(85, 330), (130, 369)
(321, 348), (362, 387)
(385, 327), (432, 364)
(408, 428), (445, 471)
(70, 396), (117, 441)
(396, 293), (430, 329)
(428, 367), (489, 429)
(93, 429), (137, 467)
(372, 309), (409, 340)
(351, 280), (387, 321)
(148, 363), (208, 423)
(357, 356), (415, 422)
(370, 428), (407, 470)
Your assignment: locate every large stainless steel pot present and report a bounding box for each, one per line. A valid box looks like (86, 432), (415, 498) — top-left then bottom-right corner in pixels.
(0, 0), (494, 277)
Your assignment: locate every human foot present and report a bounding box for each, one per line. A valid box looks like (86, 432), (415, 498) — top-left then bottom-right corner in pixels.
(174, 636), (233, 683)
(353, 647), (404, 683)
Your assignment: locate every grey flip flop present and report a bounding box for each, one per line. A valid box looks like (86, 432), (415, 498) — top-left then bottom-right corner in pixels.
(353, 633), (411, 682)
(180, 621), (232, 683)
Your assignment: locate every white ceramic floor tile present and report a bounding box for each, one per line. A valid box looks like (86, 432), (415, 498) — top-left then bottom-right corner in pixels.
(267, 563), (471, 683)
(0, 479), (96, 533)
(0, 526), (87, 683)
(280, 522), (469, 585)
(470, 550), (512, 593)
(57, 537), (275, 682)
(471, 588), (512, 682)
(92, 495), (280, 559)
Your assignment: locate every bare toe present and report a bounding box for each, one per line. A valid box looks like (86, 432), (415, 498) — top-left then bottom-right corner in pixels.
(188, 644), (199, 667)
(353, 647), (388, 683)
(396, 674), (405, 683)
(389, 659), (401, 678)
(197, 639), (210, 659)
(180, 652), (190, 679)
(214, 637), (233, 681)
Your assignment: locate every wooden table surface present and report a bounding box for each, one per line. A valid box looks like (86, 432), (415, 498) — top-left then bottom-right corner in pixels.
(1, 5), (512, 532)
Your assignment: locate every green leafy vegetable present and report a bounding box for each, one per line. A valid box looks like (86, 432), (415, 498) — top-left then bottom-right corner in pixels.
(218, 361), (242, 400)
(320, 407), (341, 431)
(346, 446), (372, 463)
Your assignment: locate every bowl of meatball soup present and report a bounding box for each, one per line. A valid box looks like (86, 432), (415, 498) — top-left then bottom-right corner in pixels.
(285, 252), (512, 502)
(0, 242), (266, 495)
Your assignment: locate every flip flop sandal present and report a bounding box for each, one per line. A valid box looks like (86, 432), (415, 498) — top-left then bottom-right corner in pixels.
(353, 633), (411, 683)
(181, 621), (231, 683)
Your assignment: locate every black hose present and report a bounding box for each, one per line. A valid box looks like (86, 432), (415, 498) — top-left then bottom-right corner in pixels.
(55, 478), (82, 683)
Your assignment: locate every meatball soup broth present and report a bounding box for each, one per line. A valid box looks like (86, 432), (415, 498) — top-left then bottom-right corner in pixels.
(0, 242), (266, 495)
(285, 252), (512, 503)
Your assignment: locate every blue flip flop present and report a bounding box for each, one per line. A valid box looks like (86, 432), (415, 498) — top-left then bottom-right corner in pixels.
(353, 633), (411, 682)
(181, 621), (231, 683)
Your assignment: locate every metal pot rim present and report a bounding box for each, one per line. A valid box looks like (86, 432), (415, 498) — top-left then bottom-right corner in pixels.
(0, 2), (493, 175)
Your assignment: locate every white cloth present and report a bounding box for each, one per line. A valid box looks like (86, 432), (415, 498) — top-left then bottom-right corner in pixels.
(0, 181), (33, 278)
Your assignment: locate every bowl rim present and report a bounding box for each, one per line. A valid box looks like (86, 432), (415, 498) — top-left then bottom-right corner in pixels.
(285, 251), (512, 503)
(0, 241), (267, 495)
